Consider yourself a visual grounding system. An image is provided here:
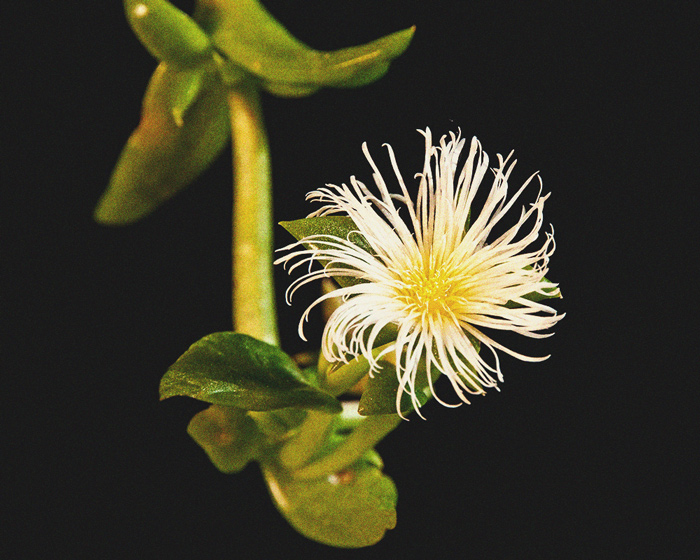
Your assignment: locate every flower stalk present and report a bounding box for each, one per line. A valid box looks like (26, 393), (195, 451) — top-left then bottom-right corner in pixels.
(319, 342), (393, 396)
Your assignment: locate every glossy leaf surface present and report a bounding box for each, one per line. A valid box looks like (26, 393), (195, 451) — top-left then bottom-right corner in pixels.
(262, 451), (397, 548)
(160, 332), (341, 413)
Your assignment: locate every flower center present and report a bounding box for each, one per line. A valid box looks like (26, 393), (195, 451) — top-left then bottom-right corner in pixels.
(396, 261), (464, 318)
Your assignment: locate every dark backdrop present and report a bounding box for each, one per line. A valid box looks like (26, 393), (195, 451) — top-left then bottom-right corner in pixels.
(5, 1), (696, 558)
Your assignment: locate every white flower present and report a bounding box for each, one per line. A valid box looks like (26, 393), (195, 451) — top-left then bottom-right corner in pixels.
(277, 129), (563, 417)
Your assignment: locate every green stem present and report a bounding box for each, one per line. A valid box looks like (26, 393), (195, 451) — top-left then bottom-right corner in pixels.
(279, 410), (336, 470)
(228, 81), (279, 345)
(292, 413), (400, 480)
(320, 342), (393, 396)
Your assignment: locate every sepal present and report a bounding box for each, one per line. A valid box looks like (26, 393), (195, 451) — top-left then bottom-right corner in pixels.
(505, 267), (562, 307)
(358, 359), (440, 416)
(521, 278), (562, 302)
(358, 335), (481, 416)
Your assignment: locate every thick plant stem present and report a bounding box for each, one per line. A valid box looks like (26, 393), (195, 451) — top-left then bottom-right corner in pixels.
(228, 82), (279, 345)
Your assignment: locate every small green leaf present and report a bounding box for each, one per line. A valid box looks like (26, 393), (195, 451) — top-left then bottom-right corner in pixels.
(280, 216), (373, 253)
(160, 332), (342, 413)
(94, 62), (230, 225)
(187, 404), (263, 473)
(280, 216), (376, 288)
(256, 27), (415, 96)
(125, 0), (213, 66)
(262, 451), (397, 548)
(167, 66), (206, 126)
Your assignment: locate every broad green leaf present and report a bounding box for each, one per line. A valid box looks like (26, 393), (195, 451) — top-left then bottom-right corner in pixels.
(280, 216), (376, 288)
(160, 332), (342, 413)
(125, 0), (213, 66)
(262, 451), (397, 548)
(187, 404), (263, 473)
(193, 0), (414, 94)
(94, 62), (230, 225)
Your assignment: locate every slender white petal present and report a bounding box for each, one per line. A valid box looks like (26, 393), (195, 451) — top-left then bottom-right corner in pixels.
(276, 129), (563, 417)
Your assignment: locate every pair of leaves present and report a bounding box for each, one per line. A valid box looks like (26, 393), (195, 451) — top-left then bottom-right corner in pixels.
(124, 0), (415, 95)
(189, 404), (399, 547)
(160, 331), (341, 413)
(94, 0), (414, 225)
(196, 0), (414, 95)
(161, 331), (397, 547)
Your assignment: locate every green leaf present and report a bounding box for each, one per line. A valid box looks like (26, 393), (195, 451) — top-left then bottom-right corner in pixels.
(166, 66), (206, 126)
(105, 1), (413, 225)
(358, 335), (481, 416)
(187, 404), (263, 473)
(262, 451), (397, 548)
(358, 359), (440, 416)
(521, 278), (561, 302)
(160, 332), (342, 413)
(280, 216), (376, 288)
(505, 268), (562, 308)
(94, 62), (230, 225)
(194, 0), (414, 94)
(125, 0), (213, 66)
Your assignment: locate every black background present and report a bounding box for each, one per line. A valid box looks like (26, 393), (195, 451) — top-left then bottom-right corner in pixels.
(5, 1), (697, 558)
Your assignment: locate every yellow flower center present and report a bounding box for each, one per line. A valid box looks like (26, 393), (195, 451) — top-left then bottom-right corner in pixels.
(396, 260), (466, 318)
